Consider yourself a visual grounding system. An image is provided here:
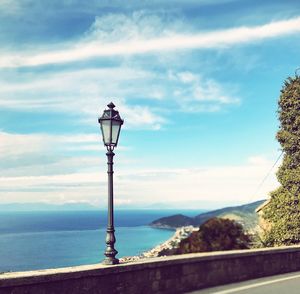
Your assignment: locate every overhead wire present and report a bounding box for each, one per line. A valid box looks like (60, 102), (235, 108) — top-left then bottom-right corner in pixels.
(247, 150), (283, 204)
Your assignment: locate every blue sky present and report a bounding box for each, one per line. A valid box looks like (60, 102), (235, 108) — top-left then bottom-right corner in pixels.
(0, 0), (299, 209)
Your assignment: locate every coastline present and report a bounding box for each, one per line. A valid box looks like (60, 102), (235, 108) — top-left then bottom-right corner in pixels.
(120, 226), (198, 262)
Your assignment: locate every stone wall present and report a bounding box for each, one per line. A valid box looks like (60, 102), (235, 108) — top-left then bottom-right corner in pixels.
(1, 246), (300, 294)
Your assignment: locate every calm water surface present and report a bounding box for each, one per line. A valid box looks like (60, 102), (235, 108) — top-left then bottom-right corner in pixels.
(0, 210), (200, 272)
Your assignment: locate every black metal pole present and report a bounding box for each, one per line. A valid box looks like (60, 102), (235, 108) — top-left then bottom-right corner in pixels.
(103, 147), (119, 265)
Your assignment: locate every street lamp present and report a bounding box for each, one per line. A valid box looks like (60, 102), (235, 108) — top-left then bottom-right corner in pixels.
(98, 102), (124, 265)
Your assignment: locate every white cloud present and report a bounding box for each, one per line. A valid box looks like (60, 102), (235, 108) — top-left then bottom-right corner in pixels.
(0, 67), (239, 128)
(0, 131), (102, 160)
(0, 67), (166, 130)
(0, 131), (136, 179)
(0, 68), (153, 93)
(0, 0), (21, 15)
(0, 131), (105, 176)
(116, 163), (279, 205)
(170, 71), (239, 112)
(177, 72), (198, 84)
(84, 12), (177, 43)
(1, 15), (300, 68)
(0, 153), (281, 208)
(0, 132), (47, 158)
(248, 155), (273, 166)
(120, 103), (165, 130)
(115, 198), (132, 206)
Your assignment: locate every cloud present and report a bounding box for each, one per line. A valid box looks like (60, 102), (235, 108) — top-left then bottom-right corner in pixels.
(0, 0), (21, 15)
(0, 67), (166, 129)
(0, 66), (235, 127)
(0, 153), (280, 208)
(114, 198), (132, 206)
(247, 155), (273, 166)
(84, 12), (176, 43)
(0, 132), (47, 158)
(1, 15), (300, 68)
(0, 131), (137, 178)
(169, 71), (239, 112)
(0, 131), (102, 159)
(116, 163), (279, 205)
(0, 132), (105, 177)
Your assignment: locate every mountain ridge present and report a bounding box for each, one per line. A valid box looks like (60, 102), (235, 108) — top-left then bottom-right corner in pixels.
(150, 200), (265, 230)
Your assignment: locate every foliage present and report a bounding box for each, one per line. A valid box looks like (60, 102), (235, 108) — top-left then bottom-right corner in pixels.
(176, 218), (251, 254)
(262, 75), (300, 246)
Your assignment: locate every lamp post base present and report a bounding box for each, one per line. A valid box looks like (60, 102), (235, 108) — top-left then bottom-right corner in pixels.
(103, 257), (119, 265)
(103, 227), (119, 265)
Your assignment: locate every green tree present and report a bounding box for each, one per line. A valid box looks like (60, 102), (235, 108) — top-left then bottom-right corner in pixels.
(176, 218), (250, 254)
(263, 75), (300, 246)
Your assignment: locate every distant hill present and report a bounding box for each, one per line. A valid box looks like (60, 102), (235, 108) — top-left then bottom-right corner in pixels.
(0, 202), (98, 211)
(150, 200), (265, 231)
(151, 214), (194, 229)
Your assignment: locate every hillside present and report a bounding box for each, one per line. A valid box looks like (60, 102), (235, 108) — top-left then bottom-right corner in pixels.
(149, 214), (194, 230)
(150, 200), (265, 231)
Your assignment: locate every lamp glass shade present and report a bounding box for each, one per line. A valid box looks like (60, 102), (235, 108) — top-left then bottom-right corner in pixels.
(100, 119), (123, 146)
(100, 120), (111, 145)
(111, 120), (122, 145)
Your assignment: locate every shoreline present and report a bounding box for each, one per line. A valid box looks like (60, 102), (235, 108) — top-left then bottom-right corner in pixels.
(120, 225), (198, 262)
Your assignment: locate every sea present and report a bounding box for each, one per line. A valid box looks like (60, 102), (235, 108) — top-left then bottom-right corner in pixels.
(0, 210), (200, 272)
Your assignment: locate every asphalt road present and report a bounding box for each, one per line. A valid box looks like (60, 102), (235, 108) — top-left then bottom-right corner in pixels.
(188, 271), (300, 294)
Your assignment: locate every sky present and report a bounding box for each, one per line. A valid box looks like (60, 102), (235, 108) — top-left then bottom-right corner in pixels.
(0, 0), (299, 209)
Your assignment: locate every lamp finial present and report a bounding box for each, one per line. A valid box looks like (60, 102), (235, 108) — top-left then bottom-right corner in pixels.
(107, 102), (115, 109)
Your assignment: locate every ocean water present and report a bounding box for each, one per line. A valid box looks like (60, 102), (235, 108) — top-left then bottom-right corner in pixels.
(0, 210), (199, 272)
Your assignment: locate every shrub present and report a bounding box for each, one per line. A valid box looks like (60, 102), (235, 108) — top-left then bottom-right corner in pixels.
(176, 218), (251, 254)
(263, 76), (300, 246)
